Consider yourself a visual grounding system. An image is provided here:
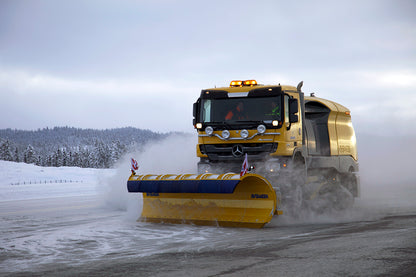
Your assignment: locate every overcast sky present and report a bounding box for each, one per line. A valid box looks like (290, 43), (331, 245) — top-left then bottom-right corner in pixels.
(0, 0), (415, 135)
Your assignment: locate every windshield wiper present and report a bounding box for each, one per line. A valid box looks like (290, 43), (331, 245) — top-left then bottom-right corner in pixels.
(204, 121), (265, 129)
(234, 120), (264, 125)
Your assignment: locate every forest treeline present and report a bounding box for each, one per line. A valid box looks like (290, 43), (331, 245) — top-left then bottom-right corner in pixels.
(0, 127), (167, 168)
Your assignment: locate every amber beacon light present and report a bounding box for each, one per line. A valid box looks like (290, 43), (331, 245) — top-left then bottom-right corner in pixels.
(230, 80), (257, 87)
(243, 80), (257, 86)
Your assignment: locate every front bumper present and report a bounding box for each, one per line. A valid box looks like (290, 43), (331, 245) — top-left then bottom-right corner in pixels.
(198, 157), (292, 177)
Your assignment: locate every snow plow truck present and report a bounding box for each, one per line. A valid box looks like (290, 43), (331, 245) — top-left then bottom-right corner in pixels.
(127, 80), (359, 228)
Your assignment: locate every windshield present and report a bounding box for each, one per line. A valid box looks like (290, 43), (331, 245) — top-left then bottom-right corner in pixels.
(200, 96), (282, 123)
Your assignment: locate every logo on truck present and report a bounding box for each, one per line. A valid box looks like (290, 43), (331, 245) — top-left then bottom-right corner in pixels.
(251, 194), (269, 199)
(232, 144), (244, 157)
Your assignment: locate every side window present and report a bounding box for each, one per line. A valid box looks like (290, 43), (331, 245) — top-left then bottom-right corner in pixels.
(203, 100), (211, 122)
(284, 95), (289, 127)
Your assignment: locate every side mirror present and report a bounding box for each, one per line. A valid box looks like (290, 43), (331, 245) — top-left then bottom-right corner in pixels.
(289, 98), (299, 123)
(193, 100), (200, 126)
(193, 102), (198, 118)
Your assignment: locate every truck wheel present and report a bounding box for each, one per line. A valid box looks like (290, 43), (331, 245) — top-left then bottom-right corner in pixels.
(323, 170), (354, 210)
(331, 183), (354, 210)
(326, 170), (341, 186)
(341, 172), (358, 197)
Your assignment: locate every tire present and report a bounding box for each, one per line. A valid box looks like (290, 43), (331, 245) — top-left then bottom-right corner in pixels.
(324, 170), (354, 211)
(341, 172), (359, 197)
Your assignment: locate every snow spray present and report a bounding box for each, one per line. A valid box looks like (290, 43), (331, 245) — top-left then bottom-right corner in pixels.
(100, 133), (198, 219)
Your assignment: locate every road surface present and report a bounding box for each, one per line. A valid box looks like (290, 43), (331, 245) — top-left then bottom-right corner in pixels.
(1, 194), (415, 277)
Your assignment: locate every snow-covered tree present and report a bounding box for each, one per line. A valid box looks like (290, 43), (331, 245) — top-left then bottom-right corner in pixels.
(0, 127), (165, 168)
(14, 148), (19, 162)
(0, 140), (13, 161)
(23, 144), (36, 164)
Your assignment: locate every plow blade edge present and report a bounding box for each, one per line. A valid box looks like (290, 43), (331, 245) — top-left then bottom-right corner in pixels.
(127, 173), (279, 228)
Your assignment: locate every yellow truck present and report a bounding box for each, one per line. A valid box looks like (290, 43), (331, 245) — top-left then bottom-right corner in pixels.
(193, 80), (359, 211)
(127, 80), (359, 227)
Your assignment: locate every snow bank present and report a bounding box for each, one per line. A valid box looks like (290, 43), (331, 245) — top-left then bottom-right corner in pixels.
(0, 161), (113, 202)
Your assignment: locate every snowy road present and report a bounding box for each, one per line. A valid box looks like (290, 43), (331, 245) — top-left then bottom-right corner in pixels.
(1, 161), (415, 276)
(1, 194), (415, 276)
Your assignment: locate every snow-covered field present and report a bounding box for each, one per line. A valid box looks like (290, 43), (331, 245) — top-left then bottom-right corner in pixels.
(0, 161), (111, 202)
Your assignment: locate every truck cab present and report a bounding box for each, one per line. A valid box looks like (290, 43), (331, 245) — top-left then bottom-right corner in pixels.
(193, 80), (303, 175)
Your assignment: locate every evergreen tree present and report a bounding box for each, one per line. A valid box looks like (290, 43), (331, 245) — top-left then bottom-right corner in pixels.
(62, 148), (68, 166)
(46, 155), (52, 167)
(14, 148), (19, 162)
(80, 148), (92, 168)
(0, 140), (13, 161)
(54, 148), (64, 167)
(35, 155), (42, 166)
(23, 144), (36, 164)
(71, 149), (80, 167)
(95, 140), (110, 168)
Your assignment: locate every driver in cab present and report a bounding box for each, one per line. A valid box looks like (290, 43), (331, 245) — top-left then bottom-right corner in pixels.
(225, 101), (248, 120)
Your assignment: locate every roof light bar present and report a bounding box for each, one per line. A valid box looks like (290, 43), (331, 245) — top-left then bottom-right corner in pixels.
(230, 80), (243, 87)
(230, 80), (258, 87)
(243, 80), (257, 86)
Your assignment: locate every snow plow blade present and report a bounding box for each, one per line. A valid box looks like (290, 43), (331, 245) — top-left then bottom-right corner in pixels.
(127, 173), (281, 228)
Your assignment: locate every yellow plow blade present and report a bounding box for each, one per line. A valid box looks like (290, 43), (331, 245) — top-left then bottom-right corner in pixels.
(127, 173), (280, 228)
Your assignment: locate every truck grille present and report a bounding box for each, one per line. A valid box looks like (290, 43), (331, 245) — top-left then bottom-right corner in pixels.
(200, 143), (278, 161)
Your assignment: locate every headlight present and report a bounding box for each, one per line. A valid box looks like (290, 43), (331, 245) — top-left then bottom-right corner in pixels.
(222, 130), (230, 139)
(257, 124), (266, 134)
(240, 129), (249, 139)
(205, 126), (214, 136)
(265, 161), (281, 172)
(272, 120), (279, 127)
